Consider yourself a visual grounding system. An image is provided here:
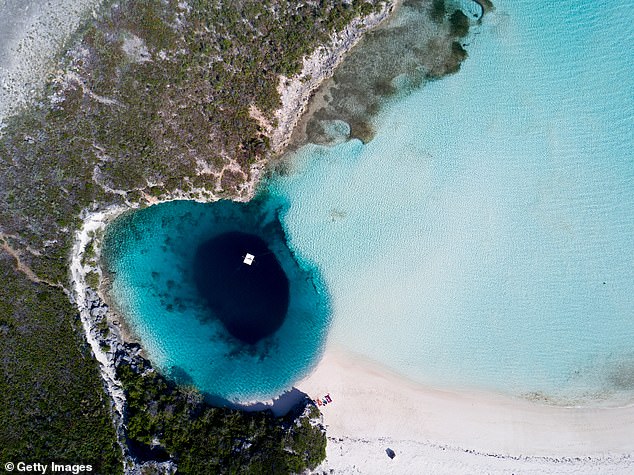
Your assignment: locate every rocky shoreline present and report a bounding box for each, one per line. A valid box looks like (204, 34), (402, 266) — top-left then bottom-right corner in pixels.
(69, 207), (145, 472)
(67, 4), (398, 473)
(270, 0), (398, 154)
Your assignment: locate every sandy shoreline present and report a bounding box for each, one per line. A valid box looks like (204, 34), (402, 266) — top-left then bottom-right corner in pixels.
(297, 346), (634, 474)
(63, 2), (634, 473)
(63, 5), (401, 472)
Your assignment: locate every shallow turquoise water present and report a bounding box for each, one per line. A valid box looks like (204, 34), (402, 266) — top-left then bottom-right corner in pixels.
(103, 199), (330, 402)
(105, 0), (634, 403)
(272, 0), (634, 402)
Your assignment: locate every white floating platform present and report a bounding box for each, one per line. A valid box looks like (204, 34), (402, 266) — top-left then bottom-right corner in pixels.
(243, 253), (255, 265)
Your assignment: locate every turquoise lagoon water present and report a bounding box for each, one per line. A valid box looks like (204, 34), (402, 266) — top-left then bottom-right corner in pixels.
(105, 0), (634, 403)
(272, 0), (634, 402)
(103, 199), (330, 402)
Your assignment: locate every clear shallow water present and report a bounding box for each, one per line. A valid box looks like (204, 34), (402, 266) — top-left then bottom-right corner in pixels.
(103, 199), (330, 402)
(105, 0), (634, 404)
(271, 0), (634, 403)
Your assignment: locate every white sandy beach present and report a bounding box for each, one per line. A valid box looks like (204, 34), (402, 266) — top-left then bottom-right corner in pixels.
(297, 346), (634, 474)
(57, 2), (634, 474)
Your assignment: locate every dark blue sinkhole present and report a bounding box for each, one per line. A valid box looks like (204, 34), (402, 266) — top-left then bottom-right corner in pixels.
(194, 231), (290, 344)
(102, 197), (330, 402)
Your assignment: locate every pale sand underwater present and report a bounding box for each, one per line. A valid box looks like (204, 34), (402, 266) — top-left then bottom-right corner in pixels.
(12, 0), (633, 472)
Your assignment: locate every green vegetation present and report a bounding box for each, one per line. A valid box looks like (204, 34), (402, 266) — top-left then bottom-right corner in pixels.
(0, 0), (387, 282)
(448, 41), (469, 72)
(449, 10), (470, 38)
(86, 270), (101, 290)
(0, 255), (122, 474)
(0, 0), (386, 471)
(118, 362), (326, 474)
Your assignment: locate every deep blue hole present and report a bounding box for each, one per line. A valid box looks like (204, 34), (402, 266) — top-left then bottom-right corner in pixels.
(194, 231), (290, 344)
(102, 197), (331, 400)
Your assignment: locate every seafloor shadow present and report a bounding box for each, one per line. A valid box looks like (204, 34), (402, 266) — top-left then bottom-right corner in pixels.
(204, 387), (311, 417)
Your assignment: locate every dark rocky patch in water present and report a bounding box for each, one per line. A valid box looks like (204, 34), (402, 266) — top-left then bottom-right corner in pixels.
(290, 0), (474, 146)
(194, 231), (290, 344)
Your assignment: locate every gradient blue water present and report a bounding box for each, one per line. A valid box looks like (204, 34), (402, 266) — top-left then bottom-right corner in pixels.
(103, 199), (329, 402)
(105, 0), (634, 403)
(271, 0), (634, 402)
